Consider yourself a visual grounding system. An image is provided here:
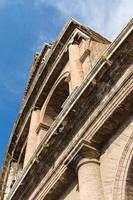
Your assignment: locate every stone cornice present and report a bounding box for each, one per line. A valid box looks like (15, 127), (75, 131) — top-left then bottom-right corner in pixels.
(24, 43), (52, 98)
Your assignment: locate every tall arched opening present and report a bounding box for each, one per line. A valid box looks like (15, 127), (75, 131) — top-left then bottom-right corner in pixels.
(43, 77), (69, 127)
(37, 77), (70, 146)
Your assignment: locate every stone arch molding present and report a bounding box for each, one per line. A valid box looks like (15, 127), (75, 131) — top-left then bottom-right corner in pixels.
(40, 71), (70, 124)
(113, 118), (133, 200)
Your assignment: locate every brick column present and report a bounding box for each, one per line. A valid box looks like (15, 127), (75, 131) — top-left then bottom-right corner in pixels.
(69, 44), (84, 90)
(74, 146), (104, 200)
(24, 107), (40, 167)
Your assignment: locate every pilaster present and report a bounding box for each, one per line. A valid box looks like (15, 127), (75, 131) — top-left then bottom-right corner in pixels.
(23, 106), (40, 167)
(69, 44), (84, 90)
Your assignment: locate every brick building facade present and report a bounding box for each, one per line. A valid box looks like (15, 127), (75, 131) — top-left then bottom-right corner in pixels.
(0, 18), (133, 200)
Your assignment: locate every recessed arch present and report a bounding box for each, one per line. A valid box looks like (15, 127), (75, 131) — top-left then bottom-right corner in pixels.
(112, 117), (133, 200)
(41, 73), (70, 127)
(125, 155), (133, 199)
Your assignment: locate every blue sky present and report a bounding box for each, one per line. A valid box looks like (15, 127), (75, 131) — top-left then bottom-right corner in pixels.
(0, 0), (132, 168)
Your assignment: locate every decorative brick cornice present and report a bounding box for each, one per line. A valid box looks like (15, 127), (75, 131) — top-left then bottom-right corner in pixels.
(36, 123), (50, 134)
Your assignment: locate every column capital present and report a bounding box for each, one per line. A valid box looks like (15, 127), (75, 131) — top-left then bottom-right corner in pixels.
(73, 142), (100, 171)
(75, 157), (100, 173)
(65, 139), (100, 171)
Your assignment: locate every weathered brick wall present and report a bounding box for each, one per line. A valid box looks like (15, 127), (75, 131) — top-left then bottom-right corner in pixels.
(58, 181), (80, 200)
(90, 40), (108, 67)
(100, 115), (133, 200)
(79, 39), (109, 77)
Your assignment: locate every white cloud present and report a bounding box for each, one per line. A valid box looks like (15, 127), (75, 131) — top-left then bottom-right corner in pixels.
(35, 0), (133, 40)
(106, 0), (133, 39)
(35, 0), (105, 36)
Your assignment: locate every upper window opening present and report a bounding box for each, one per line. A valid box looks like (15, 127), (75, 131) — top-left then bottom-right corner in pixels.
(43, 78), (69, 127)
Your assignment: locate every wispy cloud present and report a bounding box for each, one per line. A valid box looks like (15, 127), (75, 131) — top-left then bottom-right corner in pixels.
(34, 0), (105, 36)
(34, 0), (133, 40)
(106, 0), (133, 39)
